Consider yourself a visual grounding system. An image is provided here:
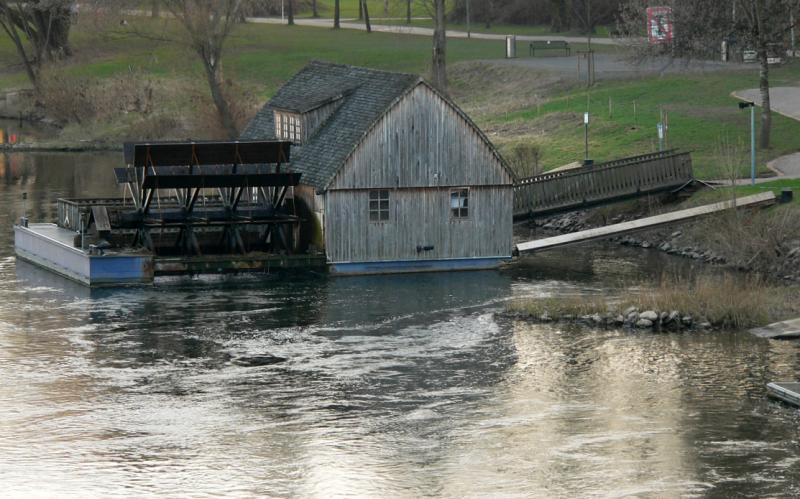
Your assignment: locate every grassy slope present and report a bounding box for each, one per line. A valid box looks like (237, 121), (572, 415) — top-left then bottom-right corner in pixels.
(0, 20), (510, 96)
(491, 63), (800, 178)
(1, 16), (800, 182)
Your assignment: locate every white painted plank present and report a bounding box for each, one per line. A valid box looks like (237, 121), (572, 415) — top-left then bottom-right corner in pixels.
(516, 192), (776, 253)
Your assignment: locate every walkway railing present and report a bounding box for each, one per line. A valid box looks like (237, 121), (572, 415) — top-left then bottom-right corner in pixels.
(513, 150), (693, 219)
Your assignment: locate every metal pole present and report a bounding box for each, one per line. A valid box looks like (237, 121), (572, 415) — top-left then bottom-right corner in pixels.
(281, 0), (284, 22)
(584, 112), (589, 162)
(750, 104), (756, 185)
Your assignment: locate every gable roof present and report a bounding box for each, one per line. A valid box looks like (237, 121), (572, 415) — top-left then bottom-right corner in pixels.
(242, 61), (419, 190)
(242, 60), (514, 190)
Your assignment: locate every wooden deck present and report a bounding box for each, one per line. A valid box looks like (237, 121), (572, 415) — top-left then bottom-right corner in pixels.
(513, 150), (693, 219)
(516, 192), (776, 254)
(767, 382), (800, 407)
(750, 318), (800, 339)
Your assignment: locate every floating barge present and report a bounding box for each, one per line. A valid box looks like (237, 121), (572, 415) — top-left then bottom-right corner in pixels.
(767, 382), (800, 407)
(15, 140), (326, 286)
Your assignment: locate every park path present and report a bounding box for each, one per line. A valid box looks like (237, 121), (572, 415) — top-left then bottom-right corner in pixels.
(246, 16), (618, 45)
(732, 87), (800, 178)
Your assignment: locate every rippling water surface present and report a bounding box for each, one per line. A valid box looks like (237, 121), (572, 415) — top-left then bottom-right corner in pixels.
(1, 151), (799, 497)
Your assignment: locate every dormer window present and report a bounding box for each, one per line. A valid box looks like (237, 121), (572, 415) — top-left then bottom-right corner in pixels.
(276, 112), (301, 142)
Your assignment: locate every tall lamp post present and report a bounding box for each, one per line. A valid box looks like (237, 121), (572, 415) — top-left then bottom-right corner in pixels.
(739, 101), (756, 185)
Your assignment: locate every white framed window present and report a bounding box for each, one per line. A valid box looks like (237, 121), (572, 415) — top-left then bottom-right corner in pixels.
(450, 188), (469, 218)
(275, 112), (302, 142)
(369, 190), (390, 222)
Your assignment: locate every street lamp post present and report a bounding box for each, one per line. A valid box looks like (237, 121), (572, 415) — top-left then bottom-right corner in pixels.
(739, 101), (756, 185)
(584, 112), (590, 164)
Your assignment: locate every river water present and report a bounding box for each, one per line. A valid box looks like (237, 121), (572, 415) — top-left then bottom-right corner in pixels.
(1, 151), (800, 498)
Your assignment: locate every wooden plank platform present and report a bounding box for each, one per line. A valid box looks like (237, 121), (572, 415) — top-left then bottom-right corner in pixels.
(516, 192), (776, 254)
(750, 318), (800, 339)
(767, 382), (800, 407)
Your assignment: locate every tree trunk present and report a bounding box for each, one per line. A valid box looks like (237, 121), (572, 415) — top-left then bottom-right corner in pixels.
(406, 0), (411, 24)
(0, 21), (39, 92)
(288, 0), (294, 25)
(363, 0), (371, 32)
(152, 1), (161, 18)
(758, 48), (772, 148)
(202, 58), (238, 138)
(334, 0), (340, 28)
(432, 0), (447, 93)
(312, 0), (319, 18)
(358, 0), (363, 20)
(755, 2), (771, 148)
(384, 0), (389, 16)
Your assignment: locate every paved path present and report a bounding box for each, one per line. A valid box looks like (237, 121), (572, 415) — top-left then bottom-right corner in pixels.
(246, 16), (619, 45)
(732, 87), (800, 178)
(732, 87), (800, 121)
(494, 54), (749, 79)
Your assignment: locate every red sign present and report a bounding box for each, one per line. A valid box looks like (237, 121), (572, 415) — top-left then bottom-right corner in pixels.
(647, 6), (674, 45)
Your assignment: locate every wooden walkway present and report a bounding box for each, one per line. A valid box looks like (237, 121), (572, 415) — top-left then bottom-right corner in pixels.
(513, 150), (694, 219)
(516, 192), (776, 254)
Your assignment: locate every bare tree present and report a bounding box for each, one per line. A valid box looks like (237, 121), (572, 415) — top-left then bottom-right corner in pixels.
(739, 0), (799, 148)
(618, 0), (800, 149)
(0, 0), (74, 92)
(161, 0), (244, 138)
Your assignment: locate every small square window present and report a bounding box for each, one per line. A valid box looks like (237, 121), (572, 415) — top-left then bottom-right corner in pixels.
(369, 190), (390, 222)
(450, 188), (469, 218)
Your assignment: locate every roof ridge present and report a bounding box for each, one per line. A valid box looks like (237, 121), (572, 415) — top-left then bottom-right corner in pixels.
(306, 59), (419, 79)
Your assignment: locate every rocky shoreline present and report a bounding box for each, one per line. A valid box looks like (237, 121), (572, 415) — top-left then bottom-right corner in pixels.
(504, 306), (713, 332)
(527, 204), (800, 282)
(0, 142), (121, 153)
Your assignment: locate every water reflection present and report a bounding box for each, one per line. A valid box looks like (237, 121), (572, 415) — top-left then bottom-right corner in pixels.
(1, 152), (800, 496)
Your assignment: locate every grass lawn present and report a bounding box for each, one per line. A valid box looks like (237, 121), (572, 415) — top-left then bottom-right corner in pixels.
(490, 62), (800, 179)
(692, 179), (800, 205)
(0, 19), (516, 96)
(2, 12), (800, 184)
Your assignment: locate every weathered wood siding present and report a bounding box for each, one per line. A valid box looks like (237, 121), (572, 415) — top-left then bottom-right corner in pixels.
(325, 187), (512, 263)
(328, 84), (512, 190)
(322, 83), (513, 264)
(301, 99), (342, 142)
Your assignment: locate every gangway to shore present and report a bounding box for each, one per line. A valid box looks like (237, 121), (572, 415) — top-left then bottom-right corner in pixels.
(515, 191), (776, 254)
(513, 150), (694, 220)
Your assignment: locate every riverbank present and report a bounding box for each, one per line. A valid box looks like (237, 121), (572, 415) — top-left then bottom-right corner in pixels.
(4, 14), (800, 180)
(521, 184), (800, 283)
(0, 141), (121, 153)
(505, 274), (800, 331)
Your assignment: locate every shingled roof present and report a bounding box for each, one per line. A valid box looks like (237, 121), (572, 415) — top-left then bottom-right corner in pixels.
(241, 61), (421, 190)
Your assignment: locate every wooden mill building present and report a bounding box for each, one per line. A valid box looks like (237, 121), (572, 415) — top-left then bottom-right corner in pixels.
(242, 61), (514, 274)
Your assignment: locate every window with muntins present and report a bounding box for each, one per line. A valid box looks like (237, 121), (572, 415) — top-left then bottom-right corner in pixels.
(450, 188), (469, 218)
(276, 112), (302, 142)
(369, 190), (390, 222)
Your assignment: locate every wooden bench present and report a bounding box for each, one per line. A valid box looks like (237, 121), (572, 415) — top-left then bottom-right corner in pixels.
(529, 40), (571, 56)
